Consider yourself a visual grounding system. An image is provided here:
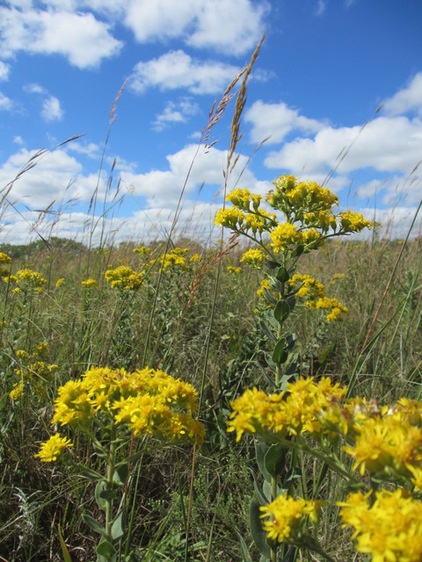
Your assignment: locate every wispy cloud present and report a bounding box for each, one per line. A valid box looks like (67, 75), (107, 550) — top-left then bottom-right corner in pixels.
(152, 98), (200, 131)
(41, 96), (64, 122)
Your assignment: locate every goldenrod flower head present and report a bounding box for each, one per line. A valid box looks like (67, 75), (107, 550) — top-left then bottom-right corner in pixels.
(339, 211), (373, 233)
(10, 381), (24, 401)
(260, 494), (319, 544)
(227, 265), (241, 275)
(240, 248), (265, 268)
(267, 175), (338, 214)
(214, 207), (246, 230)
(0, 252), (12, 265)
(50, 367), (204, 446)
(226, 188), (260, 211)
(133, 245), (151, 258)
(35, 434), (73, 462)
(289, 274), (325, 299)
(15, 268), (46, 288)
(269, 223), (301, 252)
(105, 265), (144, 290)
(338, 489), (422, 562)
(55, 277), (65, 288)
(81, 278), (97, 288)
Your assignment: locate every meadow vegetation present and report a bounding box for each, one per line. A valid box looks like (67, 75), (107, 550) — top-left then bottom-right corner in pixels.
(1, 42), (422, 562)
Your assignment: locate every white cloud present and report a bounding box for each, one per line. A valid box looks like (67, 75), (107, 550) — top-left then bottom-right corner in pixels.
(0, 61), (10, 81)
(24, 83), (47, 94)
(130, 50), (240, 95)
(0, 5), (122, 68)
(245, 100), (325, 145)
(316, 0), (327, 16)
(152, 98), (200, 131)
(0, 92), (13, 111)
(0, 148), (107, 208)
(41, 95), (64, 121)
(124, 0), (267, 56)
(383, 72), (422, 117)
(119, 144), (259, 208)
(264, 116), (422, 180)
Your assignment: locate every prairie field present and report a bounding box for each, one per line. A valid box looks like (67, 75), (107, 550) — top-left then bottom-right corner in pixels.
(0, 226), (421, 561)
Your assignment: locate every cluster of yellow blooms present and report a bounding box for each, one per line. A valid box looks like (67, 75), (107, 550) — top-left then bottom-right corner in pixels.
(150, 247), (189, 271)
(0, 252), (12, 276)
(10, 342), (58, 401)
(35, 366), (204, 462)
(289, 274), (348, 322)
(339, 489), (422, 562)
(215, 176), (372, 251)
(104, 265), (144, 290)
(260, 494), (319, 544)
(3, 267), (46, 294)
(228, 377), (422, 557)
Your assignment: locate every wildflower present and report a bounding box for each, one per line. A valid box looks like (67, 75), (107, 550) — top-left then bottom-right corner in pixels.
(270, 223), (302, 252)
(15, 268), (46, 291)
(338, 489), (422, 562)
(10, 381), (24, 401)
(81, 278), (97, 288)
(55, 277), (65, 288)
(35, 434), (73, 462)
(105, 266), (144, 290)
(214, 207), (246, 230)
(240, 248), (265, 268)
(0, 252), (12, 276)
(227, 265), (241, 275)
(339, 211), (372, 233)
(260, 494), (319, 543)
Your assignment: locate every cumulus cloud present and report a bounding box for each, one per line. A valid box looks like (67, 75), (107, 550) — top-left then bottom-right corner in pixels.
(130, 50), (240, 95)
(152, 98), (200, 131)
(124, 0), (268, 56)
(0, 61), (10, 81)
(0, 148), (106, 208)
(119, 144), (260, 208)
(41, 95), (64, 121)
(264, 116), (422, 179)
(383, 72), (422, 117)
(0, 5), (122, 68)
(245, 100), (325, 145)
(0, 92), (13, 111)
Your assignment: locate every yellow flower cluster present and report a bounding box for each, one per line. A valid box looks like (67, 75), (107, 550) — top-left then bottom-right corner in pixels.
(240, 248), (265, 268)
(35, 434), (73, 462)
(343, 397), (422, 485)
(227, 377), (347, 442)
(3, 268), (46, 294)
(105, 265), (144, 290)
(0, 252), (12, 276)
(214, 176), (372, 252)
(227, 265), (241, 275)
(260, 493), (319, 543)
(289, 274), (348, 321)
(10, 342), (58, 400)
(37, 367), (204, 461)
(81, 277), (97, 288)
(339, 489), (422, 562)
(150, 247), (189, 270)
(228, 378), (422, 491)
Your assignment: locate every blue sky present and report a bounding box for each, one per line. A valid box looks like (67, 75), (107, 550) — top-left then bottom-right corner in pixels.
(1, 0), (422, 245)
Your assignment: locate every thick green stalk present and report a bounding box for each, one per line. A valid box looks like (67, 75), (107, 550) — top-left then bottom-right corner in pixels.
(105, 431), (117, 544)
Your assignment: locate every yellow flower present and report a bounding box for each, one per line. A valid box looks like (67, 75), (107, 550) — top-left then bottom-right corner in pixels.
(105, 266), (144, 289)
(10, 381), (24, 401)
(260, 494), (319, 544)
(269, 223), (301, 251)
(339, 211), (373, 233)
(227, 265), (241, 275)
(81, 278), (97, 288)
(35, 434), (73, 462)
(240, 248), (265, 268)
(55, 277), (65, 288)
(338, 489), (422, 562)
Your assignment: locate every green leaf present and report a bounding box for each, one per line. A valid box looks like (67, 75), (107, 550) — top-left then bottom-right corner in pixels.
(82, 513), (105, 535)
(291, 245), (304, 258)
(95, 480), (108, 509)
(254, 440), (272, 483)
(276, 267), (289, 283)
(264, 444), (286, 479)
(96, 537), (116, 559)
(113, 463), (128, 486)
(57, 524), (72, 562)
(274, 300), (290, 323)
(249, 499), (271, 559)
(263, 288), (277, 306)
(272, 339), (288, 366)
(259, 320), (277, 343)
(237, 533), (254, 562)
(111, 510), (126, 540)
(0, 393), (8, 412)
(265, 260), (281, 270)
